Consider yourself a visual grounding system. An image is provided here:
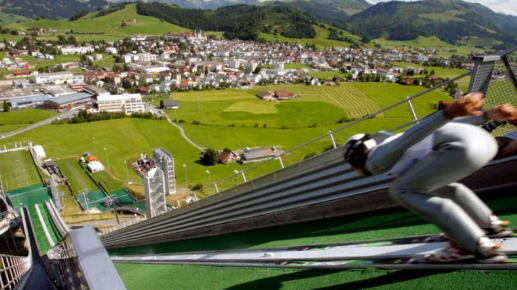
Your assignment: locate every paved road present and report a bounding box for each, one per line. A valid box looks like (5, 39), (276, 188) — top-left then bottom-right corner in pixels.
(144, 104), (206, 151)
(0, 108), (79, 140)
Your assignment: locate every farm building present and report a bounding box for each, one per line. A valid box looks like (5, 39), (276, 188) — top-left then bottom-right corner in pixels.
(275, 90), (292, 100)
(256, 91), (274, 101)
(161, 100), (180, 110)
(219, 148), (239, 164)
(83, 85), (110, 97)
(239, 147), (285, 164)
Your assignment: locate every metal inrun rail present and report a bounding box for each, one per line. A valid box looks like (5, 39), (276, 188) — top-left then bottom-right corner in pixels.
(111, 235), (517, 271)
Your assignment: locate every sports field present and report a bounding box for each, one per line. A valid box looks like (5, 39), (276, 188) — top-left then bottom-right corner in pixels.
(0, 150), (41, 192)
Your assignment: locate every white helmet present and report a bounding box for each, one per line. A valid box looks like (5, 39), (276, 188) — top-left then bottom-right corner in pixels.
(343, 133), (377, 173)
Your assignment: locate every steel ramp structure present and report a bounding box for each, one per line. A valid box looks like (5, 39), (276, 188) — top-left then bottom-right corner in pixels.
(17, 207), (55, 290)
(111, 236), (517, 270)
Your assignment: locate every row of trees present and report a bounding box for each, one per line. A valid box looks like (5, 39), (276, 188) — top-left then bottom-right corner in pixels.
(58, 110), (163, 124)
(136, 3), (316, 41)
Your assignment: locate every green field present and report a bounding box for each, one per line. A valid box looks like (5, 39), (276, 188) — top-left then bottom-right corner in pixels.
(92, 170), (125, 193)
(93, 54), (117, 70)
(0, 83), (450, 193)
(55, 158), (98, 194)
(167, 83), (447, 128)
(259, 25), (361, 49)
(372, 36), (491, 57)
(0, 33), (23, 42)
(5, 4), (189, 40)
(262, 63), (312, 70)
(20, 54), (83, 70)
(0, 108), (56, 125)
(0, 150), (41, 191)
(391, 62), (470, 92)
(307, 71), (349, 79)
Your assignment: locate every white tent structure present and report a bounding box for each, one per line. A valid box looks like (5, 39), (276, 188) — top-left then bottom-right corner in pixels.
(87, 161), (105, 172)
(33, 145), (47, 160)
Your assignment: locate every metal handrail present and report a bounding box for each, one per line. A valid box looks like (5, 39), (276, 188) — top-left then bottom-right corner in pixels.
(0, 254), (31, 290)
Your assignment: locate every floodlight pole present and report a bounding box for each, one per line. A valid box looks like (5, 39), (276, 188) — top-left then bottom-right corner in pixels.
(83, 193), (90, 215)
(206, 170), (211, 193)
(124, 161), (130, 183)
(183, 164), (188, 189)
(113, 197), (119, 225)
(92, 137), (98, 156)
(104, 147), (110, 170)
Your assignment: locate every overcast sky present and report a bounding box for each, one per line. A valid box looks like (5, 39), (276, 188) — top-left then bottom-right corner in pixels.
(366, 0), (517, 16)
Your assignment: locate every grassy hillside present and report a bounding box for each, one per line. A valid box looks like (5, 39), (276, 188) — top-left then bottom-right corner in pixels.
(259, 25), (361, 48)
(5, 4), (189, 39)
(136, 3), (318, 40)
(0, 0), (107, 21)
(347, 0), (517, 48)
(372, 36), (494, 57)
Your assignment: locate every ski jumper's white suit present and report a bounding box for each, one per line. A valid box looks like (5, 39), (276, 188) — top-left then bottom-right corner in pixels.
(366, 110), (498, 253)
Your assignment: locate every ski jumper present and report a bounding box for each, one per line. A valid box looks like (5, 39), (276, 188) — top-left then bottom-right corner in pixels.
(366, 110), (498, 253)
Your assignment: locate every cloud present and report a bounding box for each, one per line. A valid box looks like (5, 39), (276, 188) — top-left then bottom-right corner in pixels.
(366, 0), (517, 16)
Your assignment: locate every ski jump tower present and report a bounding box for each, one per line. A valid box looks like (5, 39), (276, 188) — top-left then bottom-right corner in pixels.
(153, 148), (177, 196)
(135, 148), (176, 218)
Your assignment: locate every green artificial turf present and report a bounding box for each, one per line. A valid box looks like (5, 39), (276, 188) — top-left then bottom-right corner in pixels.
(114, 192), (517, 290)
(37, 204), (60, 244)
(28, 204), (52, 254)
(55, 158), (98, 193)
(6, 184), (50, 210)
(116, 263), (517, 290)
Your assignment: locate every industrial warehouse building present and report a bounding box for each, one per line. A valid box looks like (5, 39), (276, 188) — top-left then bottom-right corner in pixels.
(31, 72), (84, 85)
(96, 94), (145, 115)
(9, 94), (52, 109)
(42, 92), (93, 110)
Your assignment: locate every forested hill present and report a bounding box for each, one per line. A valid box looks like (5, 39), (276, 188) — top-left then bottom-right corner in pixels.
(0, 0), (108, 20)
(136, 2), (317, 40)
(345, 0), (517, 47)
